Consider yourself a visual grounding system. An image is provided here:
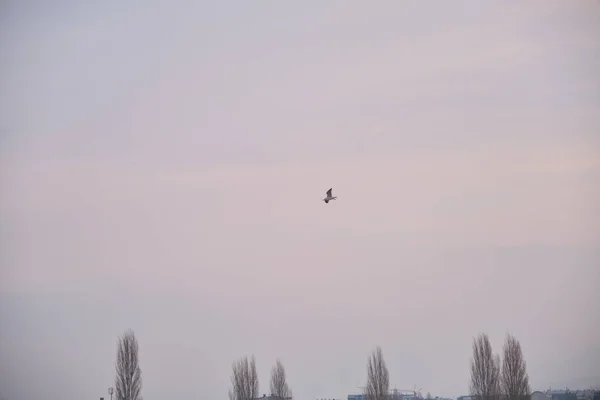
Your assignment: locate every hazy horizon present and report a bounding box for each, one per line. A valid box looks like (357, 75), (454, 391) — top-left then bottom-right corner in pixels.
(1, 1), (599, 399)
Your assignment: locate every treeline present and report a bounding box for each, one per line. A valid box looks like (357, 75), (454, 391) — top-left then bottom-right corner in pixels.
(108, 330), (292, 400)
(107, 329), (591, 400)
(222, 333), (532, 400)
(354, 333), (531, 400)
(469, 333), (530, 400)
(227, 356), (292, 400)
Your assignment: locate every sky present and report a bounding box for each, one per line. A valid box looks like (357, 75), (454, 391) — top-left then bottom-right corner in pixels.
(0, 1), (599, 399)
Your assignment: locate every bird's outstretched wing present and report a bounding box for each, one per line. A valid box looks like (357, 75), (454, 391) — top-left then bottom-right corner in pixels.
(326, 188), (332, 197)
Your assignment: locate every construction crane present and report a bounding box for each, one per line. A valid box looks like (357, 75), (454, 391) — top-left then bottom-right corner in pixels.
(357, 384), (423, 399)
(394, 385), (423, 399)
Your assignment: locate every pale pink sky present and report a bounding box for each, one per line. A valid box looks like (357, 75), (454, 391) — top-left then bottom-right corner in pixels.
(1, 1), (599, 400)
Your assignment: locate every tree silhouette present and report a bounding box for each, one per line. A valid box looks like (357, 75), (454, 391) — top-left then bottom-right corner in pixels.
(229, 355), (259, 400)
(270, 359), (292, 399)
(365, 346), (390, 400)
(115, 329), (142, 400)
(470, 333), (500, 400)
(500, 334), (530, 400)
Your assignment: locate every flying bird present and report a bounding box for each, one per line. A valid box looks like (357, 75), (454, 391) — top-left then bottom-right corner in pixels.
(323, 188), (337, 204)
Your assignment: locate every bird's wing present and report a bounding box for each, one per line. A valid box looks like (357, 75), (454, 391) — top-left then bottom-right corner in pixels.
(326, 188), (332, 197)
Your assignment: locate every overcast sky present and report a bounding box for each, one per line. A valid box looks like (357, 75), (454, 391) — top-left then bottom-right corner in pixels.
(1, 1), (599, 400)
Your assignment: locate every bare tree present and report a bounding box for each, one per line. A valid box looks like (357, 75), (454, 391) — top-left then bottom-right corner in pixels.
(270, 359), (292, 399)
(470, 333), (500, 400)
(115, 329), (143, 400)
(365, 346), (390, 400)
(501, 334), (530, 400)
(229, 355), (259, 400)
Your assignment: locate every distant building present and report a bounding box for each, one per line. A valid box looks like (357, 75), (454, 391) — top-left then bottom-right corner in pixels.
(253, 395), (292, 400)
(530, 389), (597, 400)
(349, 391), (422, 400)
(400, 393), (418, 400)
(348, 395), (367, 400)
(575, 390), (597, 400)
(532, 391), (552, 400)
